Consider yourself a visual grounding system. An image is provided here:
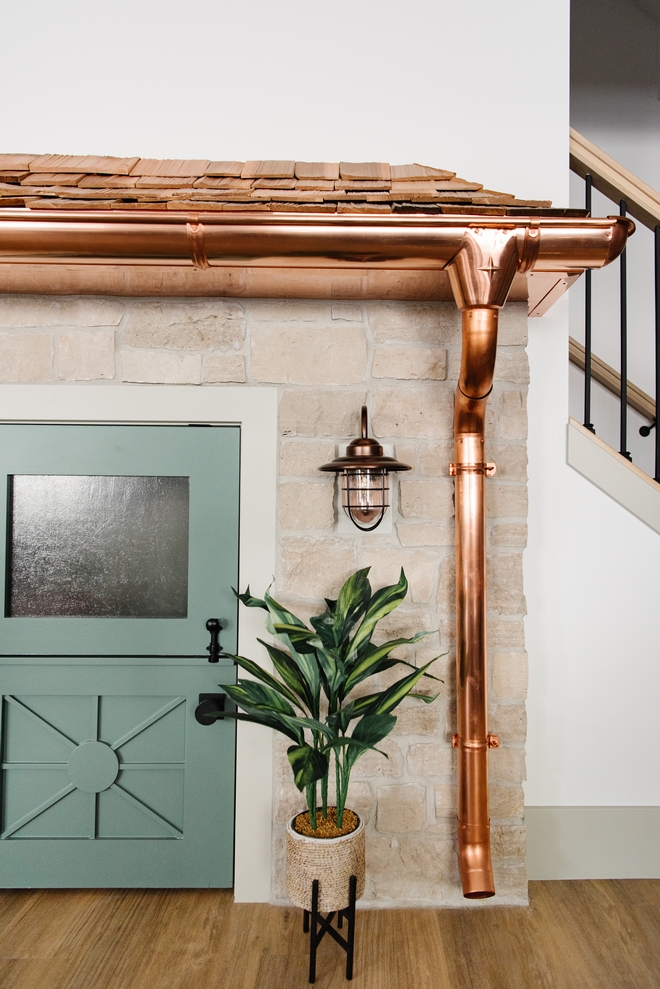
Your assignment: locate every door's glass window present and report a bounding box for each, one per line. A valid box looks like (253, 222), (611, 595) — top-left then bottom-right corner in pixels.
(7, 476), (190, 618)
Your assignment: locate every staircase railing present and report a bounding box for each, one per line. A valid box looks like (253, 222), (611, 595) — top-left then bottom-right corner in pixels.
(569, 128), (660, 481)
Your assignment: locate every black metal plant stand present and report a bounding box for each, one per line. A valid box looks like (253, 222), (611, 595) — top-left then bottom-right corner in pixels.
(303, 874), (357, 983)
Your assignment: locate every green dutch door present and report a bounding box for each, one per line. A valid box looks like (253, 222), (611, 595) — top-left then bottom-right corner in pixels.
(0, 423), (239, 888)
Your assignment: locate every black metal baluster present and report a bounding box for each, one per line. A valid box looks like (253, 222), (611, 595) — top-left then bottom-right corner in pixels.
(655, 226), (660, 482)
(620, 200), (632, 460)
(584, 174), (595, 431)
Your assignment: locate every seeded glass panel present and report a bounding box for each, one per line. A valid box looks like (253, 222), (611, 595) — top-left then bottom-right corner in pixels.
(8, 476), (190, 618)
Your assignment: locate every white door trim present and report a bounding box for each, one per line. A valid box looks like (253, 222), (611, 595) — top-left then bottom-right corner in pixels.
(0, 384), (277, 902)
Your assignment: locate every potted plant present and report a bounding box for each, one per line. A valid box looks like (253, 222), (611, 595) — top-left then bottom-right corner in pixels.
(221, 566), (441, 912)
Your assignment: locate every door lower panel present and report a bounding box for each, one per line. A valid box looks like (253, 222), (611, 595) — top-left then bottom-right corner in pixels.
(0, 659), (236, 888)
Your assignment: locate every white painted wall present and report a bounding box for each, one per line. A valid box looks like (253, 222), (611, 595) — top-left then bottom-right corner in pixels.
(526, 296), (660, 807)
(526, 0), (660, 819)
(1, 0), (569, 205)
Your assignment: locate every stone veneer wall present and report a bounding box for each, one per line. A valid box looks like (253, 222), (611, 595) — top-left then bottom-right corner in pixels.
(0, 294), (529, 906)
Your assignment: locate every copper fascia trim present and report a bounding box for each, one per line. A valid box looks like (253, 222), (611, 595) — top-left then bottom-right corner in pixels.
(0, 207), (633, 898)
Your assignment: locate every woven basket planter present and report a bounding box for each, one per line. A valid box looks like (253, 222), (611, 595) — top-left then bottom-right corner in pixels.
(286, 812), (366, 912)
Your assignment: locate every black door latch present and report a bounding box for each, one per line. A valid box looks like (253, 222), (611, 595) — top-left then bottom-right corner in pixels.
(206, 618), (223, 663)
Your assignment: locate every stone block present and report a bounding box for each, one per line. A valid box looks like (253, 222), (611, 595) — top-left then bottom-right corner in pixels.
(490, 523), (528, 547)
(484, 442), (527, 481)
(331, 302), (362, 322)
(486, 484), (528, 519)
(437, 555), (456, 614)
(123, 300), (246, 351)
(399, 478), (454, 520)
(489, 746), (526, 784)
(366, 835), (459, 901)
(392, 702), (440, 735)
(359, 546), (439, 603)
(498, 303), (528, 346)
(279, 389), (365, 436)
(490, 783), (524, 820)
(58, 330), (115, 380)
(393, 443), (416, 470)
(488, 621), (526, 648)
(369, 301), (459, 345)
(0, 333), (52, 381)
(279, 535), (356, 599)
(250, 325), (366, 385)
(397, 521), (454, 547)
(492, 651), (528, 700)
(491, 824), (526, 861)
(278, 480), (334, 530)
(250, 300), (331, 322)
(202, 353), (246, 382)
(326, 780), (374, 826)
(374, 608), (438, 648)
(496, 390), (527, 440)
(274, 780), (303, 824)
(372, 383), (454, 439)
(376, 784), (426, 832)
(120, 349), (201, 384)
(434, 783), (457, 818)
(494, 348), (530, 383)
(0, 296), (123, 327)
(487, 553), (525, 616)
(373, 346), (447, 381)
(280, 439), (336, 477)
(417, 441), (455, 476)
(407, 743), (455, 778)
(352, 737), (404, 779)
(490, 703), (527, 745)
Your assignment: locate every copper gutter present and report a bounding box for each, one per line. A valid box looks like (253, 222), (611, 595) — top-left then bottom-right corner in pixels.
(0, 207), (633, 897)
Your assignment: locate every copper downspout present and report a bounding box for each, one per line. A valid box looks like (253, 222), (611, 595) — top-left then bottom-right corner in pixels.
(0, 208), (633, 897)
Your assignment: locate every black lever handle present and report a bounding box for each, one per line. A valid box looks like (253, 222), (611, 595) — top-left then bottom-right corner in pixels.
(206, 618), (223, 663)
(195, 693), (226, 725)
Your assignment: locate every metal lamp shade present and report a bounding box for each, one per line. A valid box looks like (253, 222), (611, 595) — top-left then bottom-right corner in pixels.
(319, 407), (410, 531)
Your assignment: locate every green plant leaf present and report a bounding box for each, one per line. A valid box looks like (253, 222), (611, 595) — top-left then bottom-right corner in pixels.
(365, 659), (438, 716)
(223, 651), (302, 709)
(271, 624), (317, 653)
(347, 568), (409, 660)
(234, 586), (268, 610)
(321, 736), (386, 757)
(343, 631), (434, 692)
(287, 744), (328, 791)
(409, 691), (442, 703)
(256, 640), (315, 711)
(315, 643), (346, 701)
(224, 680), (298, 718)
(287, 716), (336, 739)
(352, 711), (397, 746)
(219, 710), (303, 744)
(263, 588), (309, 630)
(334, 568), (371, 648)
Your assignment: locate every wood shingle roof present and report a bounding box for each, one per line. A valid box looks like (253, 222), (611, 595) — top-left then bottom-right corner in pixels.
(0, 153), (554, 214)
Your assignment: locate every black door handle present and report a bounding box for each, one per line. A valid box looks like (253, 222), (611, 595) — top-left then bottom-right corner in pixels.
(195, 693), (226, 725)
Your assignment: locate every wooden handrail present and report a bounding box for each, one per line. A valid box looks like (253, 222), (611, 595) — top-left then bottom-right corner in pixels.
(568, 336), (655, 421)
(570, 127), (660, 231)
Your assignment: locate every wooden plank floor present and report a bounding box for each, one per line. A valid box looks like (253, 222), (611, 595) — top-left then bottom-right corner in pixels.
(0, 880), (659, 989)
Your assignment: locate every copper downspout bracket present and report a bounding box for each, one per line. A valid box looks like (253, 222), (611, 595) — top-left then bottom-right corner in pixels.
(448, 462), (496, 476)
(451, 733), (499, 749)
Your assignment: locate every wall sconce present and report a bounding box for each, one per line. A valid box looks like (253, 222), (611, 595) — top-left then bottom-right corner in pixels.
(318, 406), (411, 531)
